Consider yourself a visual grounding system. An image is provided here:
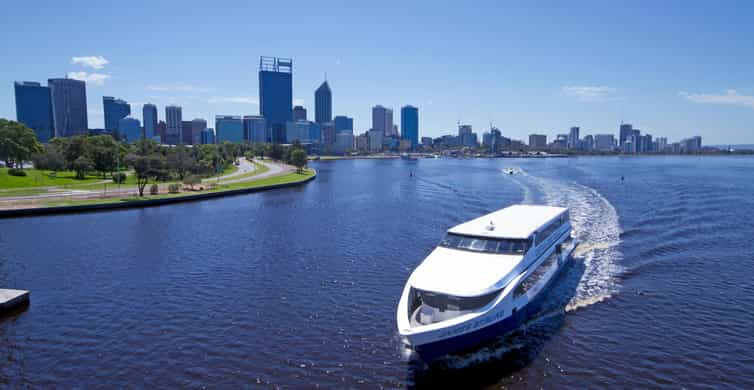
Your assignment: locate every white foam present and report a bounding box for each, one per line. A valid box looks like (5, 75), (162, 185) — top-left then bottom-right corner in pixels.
(512, 167), (623, 310)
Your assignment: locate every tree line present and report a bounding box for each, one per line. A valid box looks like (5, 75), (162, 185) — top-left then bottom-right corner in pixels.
(2, 119), (308, 194)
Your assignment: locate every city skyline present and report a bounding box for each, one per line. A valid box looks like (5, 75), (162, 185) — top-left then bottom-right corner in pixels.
(2, 1), (754, 144)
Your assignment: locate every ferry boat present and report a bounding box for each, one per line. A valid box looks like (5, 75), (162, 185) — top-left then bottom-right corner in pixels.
(396, 204), (577, 361)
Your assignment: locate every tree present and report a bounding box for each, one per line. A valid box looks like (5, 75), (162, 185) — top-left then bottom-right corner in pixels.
(269, 143), (284, 161)
(71, 155), (94, 179)
(290, 149), (307, 174)
(33, 144), (66, 172)
(85, 135), (119, 178)
(126, 139), (166, 196)
(0, 119), (43, 169)
(166, 145), (195, 180)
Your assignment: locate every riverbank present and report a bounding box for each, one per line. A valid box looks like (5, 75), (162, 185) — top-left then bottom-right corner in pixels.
(0, 162), (315, 218)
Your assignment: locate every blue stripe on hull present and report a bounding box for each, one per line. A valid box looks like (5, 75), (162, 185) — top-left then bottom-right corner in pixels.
(413, 257), (569, 362)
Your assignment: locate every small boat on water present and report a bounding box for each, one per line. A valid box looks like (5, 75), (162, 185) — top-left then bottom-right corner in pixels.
(396, 204), (578, 361)
(502, 167), (516, 175)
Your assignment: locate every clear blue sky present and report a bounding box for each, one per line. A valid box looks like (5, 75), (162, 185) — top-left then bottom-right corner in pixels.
(2, 0), (753, 144)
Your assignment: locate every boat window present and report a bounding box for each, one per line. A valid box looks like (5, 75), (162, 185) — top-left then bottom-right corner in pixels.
(514, 252), (559, 297)
(440, 233), (531, 255)
(536, 217), (564, 243)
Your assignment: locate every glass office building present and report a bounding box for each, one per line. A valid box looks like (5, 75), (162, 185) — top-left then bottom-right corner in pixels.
(48, 78), (88, 137)
(400, 105), (418, 149)
(118, 117), (142, 143)
(103, 96), (131, 133)
(14, 81), (54, 143)
(259, 57), (292, 143)
(215, 115), (243, 143)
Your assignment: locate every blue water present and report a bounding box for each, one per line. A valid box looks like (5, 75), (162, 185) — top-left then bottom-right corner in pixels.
(1, 156), (753, 388)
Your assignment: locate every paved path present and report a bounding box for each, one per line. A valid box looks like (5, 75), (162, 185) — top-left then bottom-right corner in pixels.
(0, 158), (294, 204)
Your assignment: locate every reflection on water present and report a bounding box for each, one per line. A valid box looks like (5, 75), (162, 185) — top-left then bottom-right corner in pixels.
(1, 156), (754, 388)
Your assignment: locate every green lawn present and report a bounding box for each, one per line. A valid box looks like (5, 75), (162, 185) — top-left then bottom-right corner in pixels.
(0, 163), (240, 193)
(37, 168), (315, 208)
(0, 168), (104, 189)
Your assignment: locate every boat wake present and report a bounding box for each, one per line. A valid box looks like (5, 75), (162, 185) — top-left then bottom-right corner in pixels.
(509, 168), (623, 312)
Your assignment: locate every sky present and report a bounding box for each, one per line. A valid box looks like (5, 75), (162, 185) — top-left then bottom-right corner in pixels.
(1, 0), (753, 144)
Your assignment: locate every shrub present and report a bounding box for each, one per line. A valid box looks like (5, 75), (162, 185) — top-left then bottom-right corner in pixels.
(7, 168), (25, 176)
(168, 183), (181, 194)
(7, 168), (27, 177)
(112, 172), (127, 184)
(150, 183), (159, 195)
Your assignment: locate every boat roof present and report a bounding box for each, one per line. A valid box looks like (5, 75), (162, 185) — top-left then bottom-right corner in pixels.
(447, 204), (567, 239)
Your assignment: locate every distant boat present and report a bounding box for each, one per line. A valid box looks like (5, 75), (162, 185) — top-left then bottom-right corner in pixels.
(397, 204), (578, 361)
(502, 167), (516, 175)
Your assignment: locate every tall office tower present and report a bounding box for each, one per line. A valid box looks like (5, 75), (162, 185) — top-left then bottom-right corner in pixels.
(259, 56), (292, 143)
(181, 121), (193, 145)
(643, 133), (653, 152)
(619, 123), (633, 146)
(14, 81), (54, 143)
(656, 137), (668, 152)
(372, 105), (393, 135)
(155, 121), (167, 143)
(458, 124), (472, 137)
(292, 105), (307, 121)
(201, 128), (215, 145)
(334, 115), (353, 133)
(215, 115), (244, 143)
(191, 119), (207, 146)
(529, 134), (547, 149)
(400, 105), (418, 149)
(103, 96), (131, 133)
(142, 103), (158, 139)
(315, 80), (332, 124)
(568, 126), (580, 149)
(165, 105), (183, 145)
(118, 117), (142, 143)
(243, 115), (268, 143)
(48, 78), (88, 137)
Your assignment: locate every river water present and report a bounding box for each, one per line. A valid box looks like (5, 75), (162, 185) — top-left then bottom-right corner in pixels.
(1, 156), (753, 388)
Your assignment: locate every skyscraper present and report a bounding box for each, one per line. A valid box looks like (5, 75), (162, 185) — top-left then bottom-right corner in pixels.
(334, 115), (353, 133)
(48, 78), (88, 137)
(165, 105), (182, 145)
(315, 80), (332, 124)
(372, 105), (393, 135)
(181, 121), (193, 145)
(292, 105), (307, 121)
(191, 119), (207, 146)
(568, 127), (580, 149)
(119, 116), (141, 143)
(143, 103), (158, 140)
(103, 96), (131, 133)
(259, 56), (292, 143)
(14, 81), (54, 143)
(400, 105), (418, 149)
(215, 115), (243, 143)
(619, 123), (633, 146)
(321, 121), (336, 145)
(243, 115), (268, 143)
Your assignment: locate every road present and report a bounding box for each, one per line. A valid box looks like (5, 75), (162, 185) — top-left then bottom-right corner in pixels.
(0, 158), (293, 204)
